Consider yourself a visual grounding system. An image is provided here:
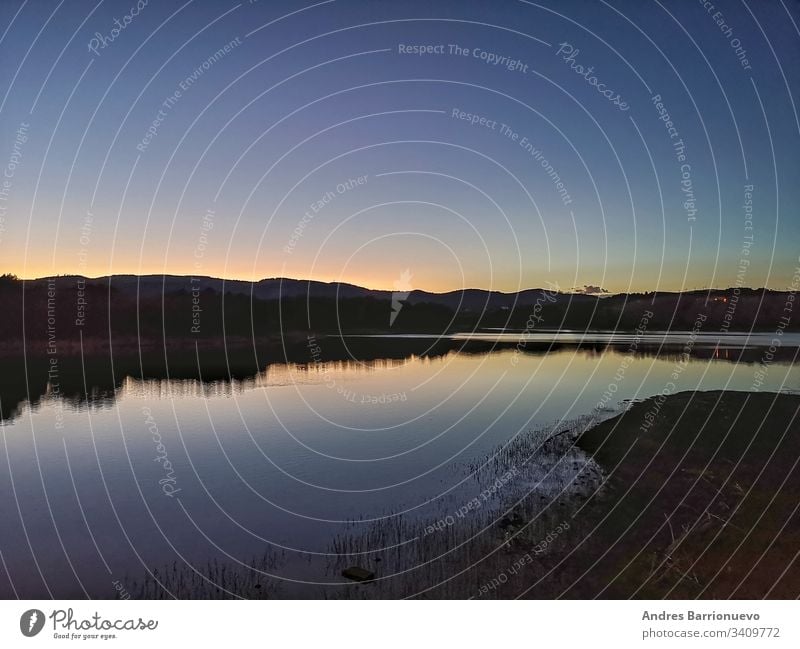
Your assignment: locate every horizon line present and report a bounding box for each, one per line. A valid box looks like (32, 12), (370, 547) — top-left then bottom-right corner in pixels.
(0, 271), (788, 297)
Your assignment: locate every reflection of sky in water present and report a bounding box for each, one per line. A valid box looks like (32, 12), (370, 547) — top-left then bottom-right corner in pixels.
(1, 343), (799, 596)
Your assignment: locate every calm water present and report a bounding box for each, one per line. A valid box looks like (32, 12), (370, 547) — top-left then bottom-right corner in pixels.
(1, 332), (798, 597)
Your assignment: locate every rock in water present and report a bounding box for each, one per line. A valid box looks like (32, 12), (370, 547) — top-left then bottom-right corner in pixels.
(342, 566), (375, 582)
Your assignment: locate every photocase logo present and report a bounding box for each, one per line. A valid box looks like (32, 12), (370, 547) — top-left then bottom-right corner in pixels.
(20, 609), (45, 637)
(390, 269), (413, 326)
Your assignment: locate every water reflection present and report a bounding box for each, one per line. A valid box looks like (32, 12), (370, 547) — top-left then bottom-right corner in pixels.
(1, 333), (799, 598)
(2, 332), (798, 425)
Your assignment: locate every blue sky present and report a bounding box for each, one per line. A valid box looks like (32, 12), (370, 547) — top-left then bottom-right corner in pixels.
(0, 0), (798, 293)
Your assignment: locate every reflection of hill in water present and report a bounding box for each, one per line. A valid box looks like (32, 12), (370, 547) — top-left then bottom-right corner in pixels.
(119, 356), (421, 399)
(1, 335), (796, 425)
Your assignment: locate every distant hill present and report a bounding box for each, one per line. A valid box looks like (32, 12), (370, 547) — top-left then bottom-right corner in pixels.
(1, 273), (796, 355)
(21, 273), (596, 309)
(17, 272), (793, 314)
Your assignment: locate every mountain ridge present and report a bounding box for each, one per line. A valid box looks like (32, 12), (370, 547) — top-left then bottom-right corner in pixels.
(15, 272), (786, 310)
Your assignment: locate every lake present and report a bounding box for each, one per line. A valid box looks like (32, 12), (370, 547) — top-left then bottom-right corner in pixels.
(1, 331), (798, 597)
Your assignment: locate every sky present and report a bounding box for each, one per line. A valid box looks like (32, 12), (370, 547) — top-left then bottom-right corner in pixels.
(0, 0), (798, 294)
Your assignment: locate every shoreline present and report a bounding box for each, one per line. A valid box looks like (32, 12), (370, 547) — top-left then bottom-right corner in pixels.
(3, 327), (799, 358)
(569, 390), (800, 598)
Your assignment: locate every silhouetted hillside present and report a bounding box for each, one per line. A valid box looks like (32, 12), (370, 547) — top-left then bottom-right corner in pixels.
(0, 274), (795, 356)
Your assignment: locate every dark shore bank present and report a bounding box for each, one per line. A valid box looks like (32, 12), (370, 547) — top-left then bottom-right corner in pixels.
(570, 390), (800, 598)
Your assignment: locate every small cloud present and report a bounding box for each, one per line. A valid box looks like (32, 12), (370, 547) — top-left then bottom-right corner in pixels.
(573, 284), (609, 295)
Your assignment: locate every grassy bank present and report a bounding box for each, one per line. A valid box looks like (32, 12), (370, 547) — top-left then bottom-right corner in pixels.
(574, 390), (800, 598)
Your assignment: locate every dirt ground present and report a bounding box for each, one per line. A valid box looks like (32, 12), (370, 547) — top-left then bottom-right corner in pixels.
(565, 390), (800, 598)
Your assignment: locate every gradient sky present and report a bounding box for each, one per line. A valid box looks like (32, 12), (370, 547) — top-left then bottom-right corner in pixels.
(0, 0), (798, 293)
